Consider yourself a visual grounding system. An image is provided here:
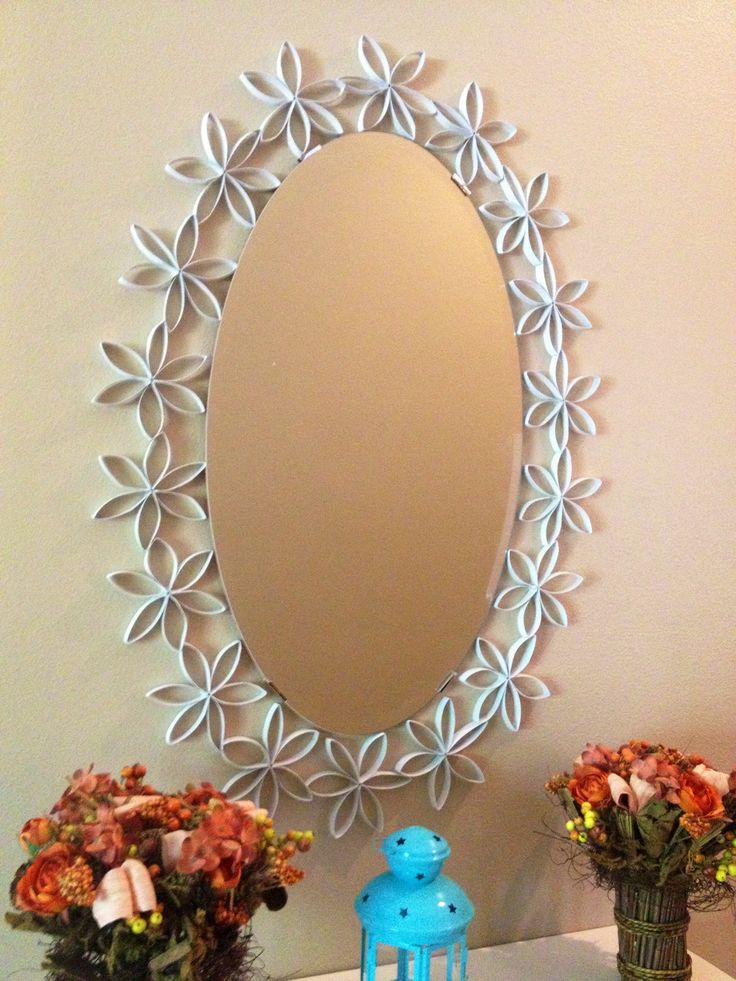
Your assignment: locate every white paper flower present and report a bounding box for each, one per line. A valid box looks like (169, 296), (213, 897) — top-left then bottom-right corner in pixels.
(427, 82), (515, 185)
(94, 433), (205, 549)
(166, 114), (280, 227)
(241, 41), (345, 158)
(493, 543), (582, 634)
(343, 35), (435, 140)
(93, 322), (208, 438)
(221, 703), (318, 815)
(147, 642), (265, 748)
(460, 636), (550, 731)
(480, 168), (568, 265)
(108, 539), (225, 650)
(519, 448), (602, 544)
(396, 698), (486, 810)
(307, 733), (409, 838)
(524, 351), (600, 451)
(119, 215), (236, 329)
(510, 254), (591, 355)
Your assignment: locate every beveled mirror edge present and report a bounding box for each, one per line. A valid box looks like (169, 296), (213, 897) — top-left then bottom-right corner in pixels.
(96, 35), (601, 837)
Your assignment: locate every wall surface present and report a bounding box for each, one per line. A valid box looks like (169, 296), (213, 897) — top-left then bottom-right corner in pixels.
(2, 1), (735, 977)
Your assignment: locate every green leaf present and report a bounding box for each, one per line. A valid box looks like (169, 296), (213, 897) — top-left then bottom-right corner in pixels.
(42, 953), (102, 981)
(657, 841), (689, 885)
(5, 910), (46, 932)
(148, 938), (192, 972)
(636, 803), (680, 859)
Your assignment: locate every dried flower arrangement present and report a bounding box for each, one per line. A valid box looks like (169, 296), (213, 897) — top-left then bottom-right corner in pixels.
(6, 763), (313, 980)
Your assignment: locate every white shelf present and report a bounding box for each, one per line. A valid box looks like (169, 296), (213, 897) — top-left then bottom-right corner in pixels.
(303, 926), (734, 980)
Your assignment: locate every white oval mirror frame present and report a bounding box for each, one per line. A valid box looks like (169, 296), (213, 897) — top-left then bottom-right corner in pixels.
(95, 36), (601, 838)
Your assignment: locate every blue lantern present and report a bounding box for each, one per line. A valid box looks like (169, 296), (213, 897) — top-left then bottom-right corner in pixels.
(355, 825), (474, 981)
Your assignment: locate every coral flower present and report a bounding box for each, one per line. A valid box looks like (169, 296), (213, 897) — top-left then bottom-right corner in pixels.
(676, 773), (725, 821)
(15, 843), (76, 916)
(568, 765), (612, 807)
(82, 805), (125, 866)
(177, 804), (260, 890)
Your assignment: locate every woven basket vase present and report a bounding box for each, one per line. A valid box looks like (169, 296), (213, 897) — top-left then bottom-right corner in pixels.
(614, 880), (691, 981)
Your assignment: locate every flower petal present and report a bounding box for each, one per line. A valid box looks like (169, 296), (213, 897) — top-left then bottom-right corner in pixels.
(223, 180), (256, 227)
(391, 49), (425, 86)
(276, 41), (301, 94)
(330, 792), (360, 838)
(166, 156), (216, 184)
(240, 70), (291, 105)
(108, 571), (160, 597)
(158, 382), (205, 415)
(159, 492), (206, 521)
(130, 225), (176, 269)
(94, 492), (145, 521)
(300, 78), (345, 106)
(201, 112), (228, 169)
(119, 264), (174, 290)
(358, 35), (391, 84)
(166, 701), (209, 744)
(174, 549), (213, 590)
(178, 590), (226, 615)
(124, 597), (165, 643)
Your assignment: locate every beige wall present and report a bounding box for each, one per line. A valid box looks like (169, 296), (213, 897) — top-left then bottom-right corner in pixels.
(2, 1), (735, 976)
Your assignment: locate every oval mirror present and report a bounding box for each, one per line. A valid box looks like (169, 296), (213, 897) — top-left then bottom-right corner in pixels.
(207, 131), (522, 735)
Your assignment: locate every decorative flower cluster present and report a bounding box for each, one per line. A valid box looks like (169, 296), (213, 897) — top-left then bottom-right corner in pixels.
(7, 764), (313, 980)
(546, 741), (736, 897)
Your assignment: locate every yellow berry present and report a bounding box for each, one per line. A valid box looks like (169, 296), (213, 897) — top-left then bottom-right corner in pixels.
(565, 820), (575, 832)
(130, 917), (147, 934)
(580, 802), (592, 814)
(728, 864), (736, 877)
(578, 832), (588, 844)
(584, 815), (596, 829)
(127, 845), (138, 857)
(715, 869), (727, 883)
(263, 828), (275, 841)
(574, 817), (584, 827)
(149, 911), (163, 926)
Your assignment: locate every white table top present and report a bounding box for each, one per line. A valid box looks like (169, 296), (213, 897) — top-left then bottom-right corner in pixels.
(303, 926), (734, 980)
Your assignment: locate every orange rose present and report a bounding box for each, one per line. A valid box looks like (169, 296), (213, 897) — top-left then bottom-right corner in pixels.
(677, 773), (725, 821)
(19, 817), (55, 855)
(568, 765), (612, 807)
(15, 842), (75, 916)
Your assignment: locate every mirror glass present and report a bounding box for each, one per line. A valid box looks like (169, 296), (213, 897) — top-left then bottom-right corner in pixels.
(207, 132), (521, 735)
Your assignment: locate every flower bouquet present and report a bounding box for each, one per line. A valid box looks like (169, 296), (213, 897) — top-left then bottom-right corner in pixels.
(6, 764), (314, 981)
(546, 741), (735, 980)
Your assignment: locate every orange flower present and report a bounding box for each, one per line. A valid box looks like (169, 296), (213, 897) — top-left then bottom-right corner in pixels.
(19, 817), (55, 855)
(676, 772), (725, 821)
(568, 765), (612, 807)
(15, 843), (76, 916)
(177, 803), (260, 890)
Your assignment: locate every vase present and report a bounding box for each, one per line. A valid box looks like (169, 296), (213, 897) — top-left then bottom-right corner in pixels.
(614, 880), (691, 980)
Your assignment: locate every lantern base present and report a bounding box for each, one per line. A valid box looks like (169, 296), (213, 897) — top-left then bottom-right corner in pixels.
(360, 929), (469, 981)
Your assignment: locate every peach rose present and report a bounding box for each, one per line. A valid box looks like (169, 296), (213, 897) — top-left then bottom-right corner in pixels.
(15, 842), (75, 916)
(568, 765), (612, 807)
(677, 772), (725, 821)
(19, 817), (55, 855)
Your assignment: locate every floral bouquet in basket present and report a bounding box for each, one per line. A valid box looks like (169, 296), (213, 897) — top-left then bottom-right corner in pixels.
(545, 740), (736, 905)
(6, 764), (313, 981)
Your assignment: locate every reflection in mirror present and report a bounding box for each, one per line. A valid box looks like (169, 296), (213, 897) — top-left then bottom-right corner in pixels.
(207, 132), (522, 735)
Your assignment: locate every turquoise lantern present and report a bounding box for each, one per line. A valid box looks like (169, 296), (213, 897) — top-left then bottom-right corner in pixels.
(355, 826), (474, 981)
